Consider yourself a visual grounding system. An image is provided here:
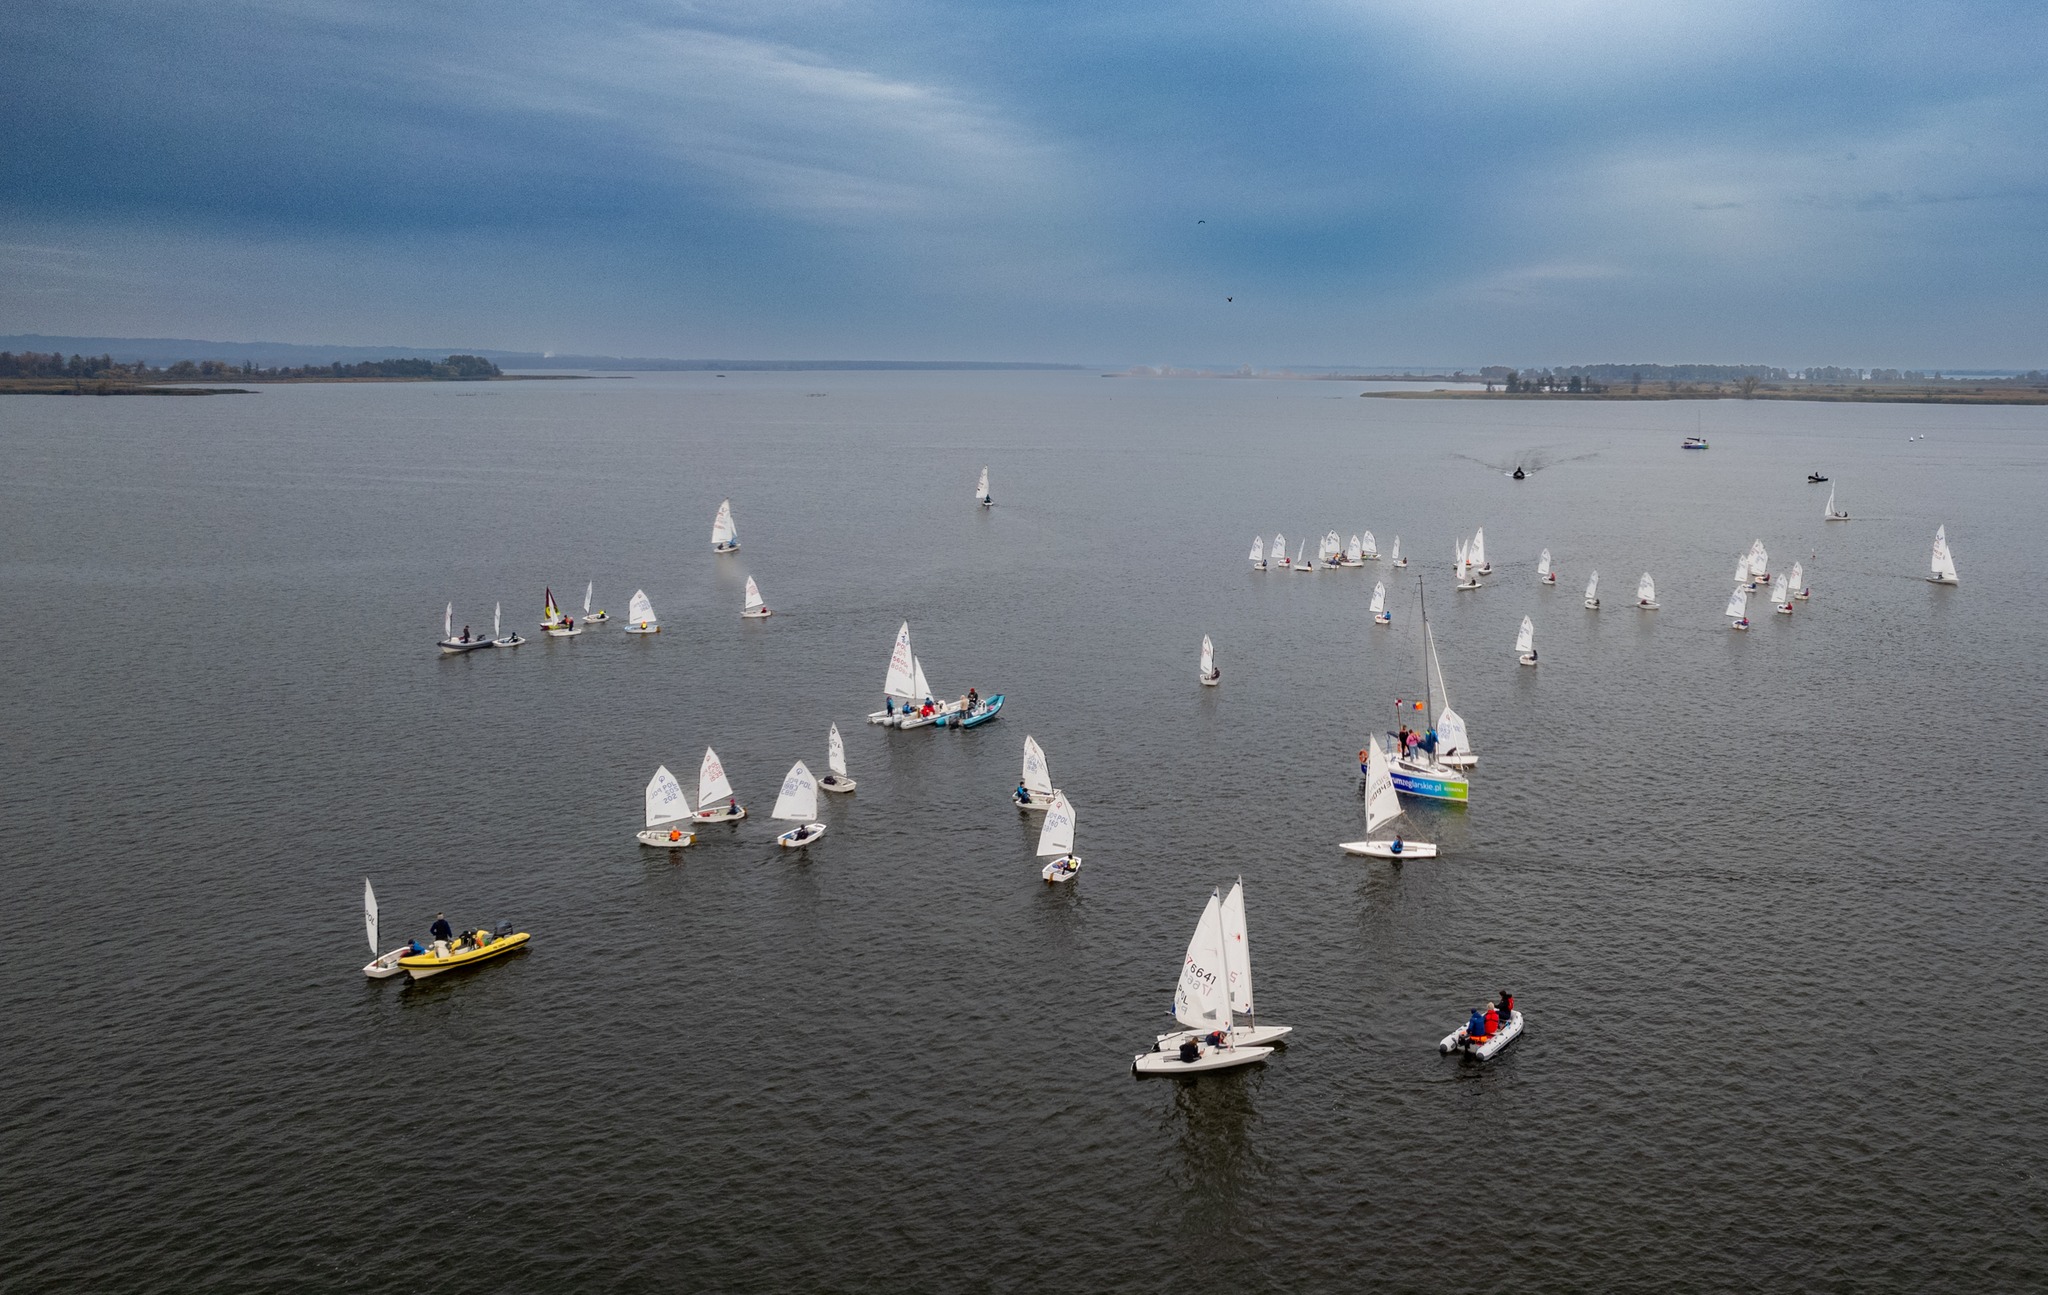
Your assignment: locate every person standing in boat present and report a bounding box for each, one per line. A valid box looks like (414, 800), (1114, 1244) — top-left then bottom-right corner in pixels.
(966, 687), (979, 713)
(430, 913), (453, 944)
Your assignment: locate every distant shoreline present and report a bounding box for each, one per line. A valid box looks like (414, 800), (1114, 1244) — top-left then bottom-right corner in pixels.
(1362, 385), (2048, 406)
(0, 374), (590, 396)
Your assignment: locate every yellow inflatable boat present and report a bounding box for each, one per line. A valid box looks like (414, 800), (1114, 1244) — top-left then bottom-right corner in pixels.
(398, 928), (531, 979)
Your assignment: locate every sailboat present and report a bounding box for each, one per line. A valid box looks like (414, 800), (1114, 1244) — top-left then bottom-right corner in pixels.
(1455, 539), (1480, 590)
(583, 581), (608, 623)
(1341, 734), (1438, 858)
(1154, 879), (1294, 1050)
(1537, 549), (1556, 585)
(1824, 485), (1849, 520)
(897, 655), (958, 728)
(820, 723), (856, 793)
(1342, 534), (1364, 567)
(1293, 538), (1314, 573)
(869, 622), (918, 725)
(1273, 532), (1288, 568)
(1726, 586), (1750, 630)
(1362, 531), (1379, 561)
(711, 499), (740, 552)
(691, 747), (746, 821)
(1636, 572), (1659, 610)
(438, 602), (492, 654)
(1472, 527), (1491, 575)
(636, 765), (695, 848)
(1371, 581), (1391, 625)
(771, 760), (825, 848)
(1772, 573), (1793, 614)
(361, 878), (408, 978)
(1734, 554), (1755, 592)
(1369, 579), (1472, 800)
(975, 466), (993, 507)
(1391, 535), (1405, 568)
(1790, 561), (1809, 601)
(1320, 531), (1342, 566)
(741, 575), (772, 619)
(624, 589), (660, 634)
(1929, 525), (1960, 584)
(1132, 889), (1275, 1075)
(1037, 790), (1081, 882)
(1426, 606), (1477, 770)
(491, 602), (524, 648)
(1515, 615), (1537, 666)
(541, 586), (565, 630)
(1748, 539), (1770, 583)
(1013, 735), (1060, 810)
(545, 586), (581, 637)
(1584, 570), (1600, 609)
(1199, 635), (1221, 685)
(1249, 535), (1266, 571)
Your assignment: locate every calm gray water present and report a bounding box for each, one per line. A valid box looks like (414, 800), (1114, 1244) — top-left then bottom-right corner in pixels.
(4, 372), (2044, 1291)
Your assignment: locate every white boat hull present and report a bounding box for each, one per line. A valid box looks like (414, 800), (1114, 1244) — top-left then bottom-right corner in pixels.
(1794, 591), (1810, 601)
(437, 638), (493, 655)
(1339, 839), (1439, 859)
(714, 541), (740, 553)
(777, 824), (827, 848)
(1373, 613), (1391, 624)
(1731, 621), (1749, 631)
(1440, 1010), (1523, 1060)
(820, 774), (856, 794)
(546, 626), (582, 637)
(741, 609), (772, 619)
(1013, 789), (1059, 812)
(868, 709), (902, 726)
(694, 805), (747, 823)
(1133, 1043), (1274, 1076)
(1636, 600), (1659, 610)
(492, 634), (524, 648)
(1518, 653), (1537, 666)
(1200, 673), (1219, 686)
(896, 705), (959, 730)
(1775, 604), (1793, 615)
(363, 949), (407, 978)
(1456, 580), (1481, 590)
(1928, 576), (1958, 586)
(624, 625), (660, 635)
(1042, 856), (1082, 883)
(637, 827), (696, 848)
(1584, 599), (1599, 609)
(1155, 1023), (1293, 1050)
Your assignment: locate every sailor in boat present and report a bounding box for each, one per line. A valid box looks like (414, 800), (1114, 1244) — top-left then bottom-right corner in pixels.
(1178, 1038), (1201, 1063)
(1389, 834), (1404, 855)
(1512, 466), (1525, 480)
(967, 687), (979, 713)
(1015, 781), (1033, 806)
(884, 697), (896, 719)
(1499, 989), (1515, 1020)
(430, 913), (453, 944)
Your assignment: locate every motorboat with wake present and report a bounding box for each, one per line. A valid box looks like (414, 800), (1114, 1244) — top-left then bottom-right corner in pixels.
(637, 764), (695, 848)
(950, 692), (1004, 728)
(1154, 878), (1293, 1051)
(1133, 888), (1275, 1076)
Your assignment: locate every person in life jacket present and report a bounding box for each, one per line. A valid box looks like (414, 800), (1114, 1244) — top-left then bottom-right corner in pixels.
(1482, 1003), (1500, 1037)
(1498, 989), (1515, 1021)
(1466, 1006), (1488, 1042)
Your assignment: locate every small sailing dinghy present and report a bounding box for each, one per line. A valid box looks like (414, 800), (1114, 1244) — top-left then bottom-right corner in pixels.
(438, 603), (493, 654)
(1391, 535), (1405, 568)
(1726, 586), (1751, 630)
(1929, 525), (1960, 585)
(636, 765), (696, 848)
(1734, 554), (1756, 592)
(1515, 615), (1537, 666)
(741, 575), (771, 619)
(692, 747), (746, 821)
(583, 581), (608, 623)
(975, 466), (993, 507)
(1012, 735), (1060, 810)
(1471, 527), (1491, 576)
(1342, 534), (1364, 567)
(1154, 878), (1293, 1051)
(1455, 539), (1480, 591)
(1584, 570), (1600, 610)
(361, 879), (408, 978)
(1340, 735), (1438, 859)
(772, 760), (826, 849)
(1249, 535), (1267, 571)
(1773, 574), (1794, 614)
(491, 602), (524, 648)
(1537, 549), (1556, 585)
(1371, 581), (1391, 625)
(624, 588), (660, 634)
(1362, 531), (1380, 561)
(897, 656), (957, 728)
(711, 498), (740, 552)
(541, 586), (565, 630)
(1273, 532), (1289, 568)
(869, 622), (918, 725)
(1440, 1007), (1524, 1060)
(1037, 790), (1081, 882)
(1747, 539), (1770, 584)
(820, 723), (856, 793)
(1199, 635), (1221, 685)
(1320, 531), (1342, 567)
(1824, 485), (1849, 521)
(1790, 561), (1809, 601)
(1133, 889), (1275, 1076)
(1293, 539), (1314, 572)
(1636, 572), (1659, 610)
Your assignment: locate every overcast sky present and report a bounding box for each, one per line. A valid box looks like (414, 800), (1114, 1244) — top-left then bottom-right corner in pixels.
(5, 0), (2044, 366)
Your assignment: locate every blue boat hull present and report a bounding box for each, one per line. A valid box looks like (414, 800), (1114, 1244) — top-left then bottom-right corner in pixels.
(955, 694), (1005, 728)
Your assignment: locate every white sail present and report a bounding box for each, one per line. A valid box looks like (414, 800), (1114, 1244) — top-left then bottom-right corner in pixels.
(1320, 532), (1338, 563)
(1454, 538), (1467, 579)
(1725, 587), (1749, 619)
(744, 576), (765, 613)
(1824, 486), (1836, 519)
(1585, 570), (1599, 601)
(1749, 539), (1768, 574)
(1295, 539), (1307, 568)
(444, 602), (452, 638)
(1346, 535), (1362, 562)
(771, 760), (818, 822)
(1172, 891), (1234, 1035)
(1036, 790), (1075, 857)
(1436, 706), (1470, 761)
(628, 589), (655, 626)
(1638, 572), (1656, 603)
(697, 747), (735, 807)
(1219, 879), (1255, 1016)
(363, 878), (379, 955)
(1363, 735), (1402, 835)
(1389, 536), (1400, 564)
(1734, 555), (1751, 586)
(1273, 532), (1285, 563)
(646, 764), (690, 826)
(1021, 735), (1054, 796)
(827, 723), (848, 778)
(884, 622), (916, 699)
(584, 581), (593, 615)
(1932, 525), (1958, 581)
(975, 466), (990, 501)
(1537, 549), (1551, 578)
(494, 602), (502, 637)
(1471, 528), (1487, 568)
(711, 498), (738, 547)
(1362, 530), (1378, 558)
(1369, 582), (1386, 616)
(1515, 615), (1534, 655)
(1772, 574), (1789, 605)
(912, 656), (933, 701)
(1200, 635), (1215, 678)
(1249, 535), (1264, 563)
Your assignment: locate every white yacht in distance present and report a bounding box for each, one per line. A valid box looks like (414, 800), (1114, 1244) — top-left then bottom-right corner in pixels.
(1929, 525), (1959, 584)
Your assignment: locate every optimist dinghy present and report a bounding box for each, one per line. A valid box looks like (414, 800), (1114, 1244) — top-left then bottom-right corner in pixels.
(1342, 535), (1364, 567)
(1371, 581), (1391, 625)
(1012, 735), (1060, 810)
(1391, 535), (1405, 568)
(1537, 549), (1556, 585)
(1293, 539), (1314, 572)
(1362, 531), (1380, 561)
(771, 760), (826, 849)
(1790, 562), (1810, 601)
(398, 924), (532, 980)
(741, 576), (771, 618)
(1584, 570), (1600, 609)
(819, 723), (856, 793)
(1471, 527), (1491, 576)
(869, 622), (918, 725)
(1515, 614), (1538, 666)
(1440, 1008), (1524, 1060)
(1037, 790), (1081, 882)
(582, 581), (608, 623)
(1636, 572), (1659, 610)
(975, 466), (993, 508)
(1773, 574), (1794, 614)
(711, 498), (740, 552)
(361, 878), (408, 978)
(636, 765), (695, 848)
(1726, 586), (1751, 630)
(1824, 485), (1849, 521)
(1249, 535), (1266, 571)
(1929, 525), (1960, 585)
(623, 589), (660, 634)
(1273, 532), (1288, 569)
(691, 747), (747, 821)
(1340, 735), (1438, 859)
(1133, 889), (1275, 1076)
(540, 587), (565, 630)
(437, 603), (493, 655)
(1454, 539), (1480, 590)
(1199, 635), (1221, 685)
(1155, 878), (1293, 1051)
(490, 602), (523, 649)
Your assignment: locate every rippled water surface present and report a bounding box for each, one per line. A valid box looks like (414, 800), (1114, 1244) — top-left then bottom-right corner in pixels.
(4, 373), (2045, 1290)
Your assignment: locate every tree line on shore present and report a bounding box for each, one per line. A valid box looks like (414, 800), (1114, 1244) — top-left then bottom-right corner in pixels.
(0, 352), (501, 381)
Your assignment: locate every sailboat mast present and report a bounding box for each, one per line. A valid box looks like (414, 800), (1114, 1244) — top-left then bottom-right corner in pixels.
(1417, 575), (1433, 732)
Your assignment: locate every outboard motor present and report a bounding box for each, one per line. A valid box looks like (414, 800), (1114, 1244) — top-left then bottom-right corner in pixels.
(496, 920), (516, 937)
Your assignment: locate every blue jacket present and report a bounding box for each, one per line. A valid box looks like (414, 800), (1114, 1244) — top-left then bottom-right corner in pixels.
(1467, 1010), (1486, 1035)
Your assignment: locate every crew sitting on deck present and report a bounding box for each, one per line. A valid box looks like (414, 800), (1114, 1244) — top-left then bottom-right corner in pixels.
(1015, 782), (1032, 805)
(1179, 1038), (1201, 1063)
(1206, 1029), (1228, 1048)
(1389, 835), (1403, 854)
(1483, 1003), (1500, 1037)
